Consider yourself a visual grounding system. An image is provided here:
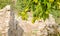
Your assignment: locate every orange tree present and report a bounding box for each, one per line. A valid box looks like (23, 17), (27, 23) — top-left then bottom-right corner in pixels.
(16, 0), (60, 23)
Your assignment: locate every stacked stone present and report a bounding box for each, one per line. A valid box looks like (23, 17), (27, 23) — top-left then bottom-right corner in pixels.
(0, 5), (11, 36)
(0, 5), (60, 36)
(17, 12), (60, 36)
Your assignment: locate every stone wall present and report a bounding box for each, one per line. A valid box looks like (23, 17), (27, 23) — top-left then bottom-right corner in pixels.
(0, 5), (60, 36)
(17, 13), (60, 36)
(0, 5), (23, 36)
(0, 5), (11, 36)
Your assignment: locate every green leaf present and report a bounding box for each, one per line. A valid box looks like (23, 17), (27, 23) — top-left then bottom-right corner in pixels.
(47, 2), (51, 9)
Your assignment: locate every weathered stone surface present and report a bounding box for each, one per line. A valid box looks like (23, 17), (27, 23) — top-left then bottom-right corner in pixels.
(17, 12), (60, 36)
(0, 5), (60, 36)
(0, 5), (11, 36)
(0, 5), (24, 36)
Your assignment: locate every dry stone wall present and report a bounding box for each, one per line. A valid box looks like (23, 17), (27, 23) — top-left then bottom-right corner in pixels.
(0, 5), (23, 36)
(0, 5), (60, 36)
(0, 5), (11, 36)
(17, 13), (60, 36)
